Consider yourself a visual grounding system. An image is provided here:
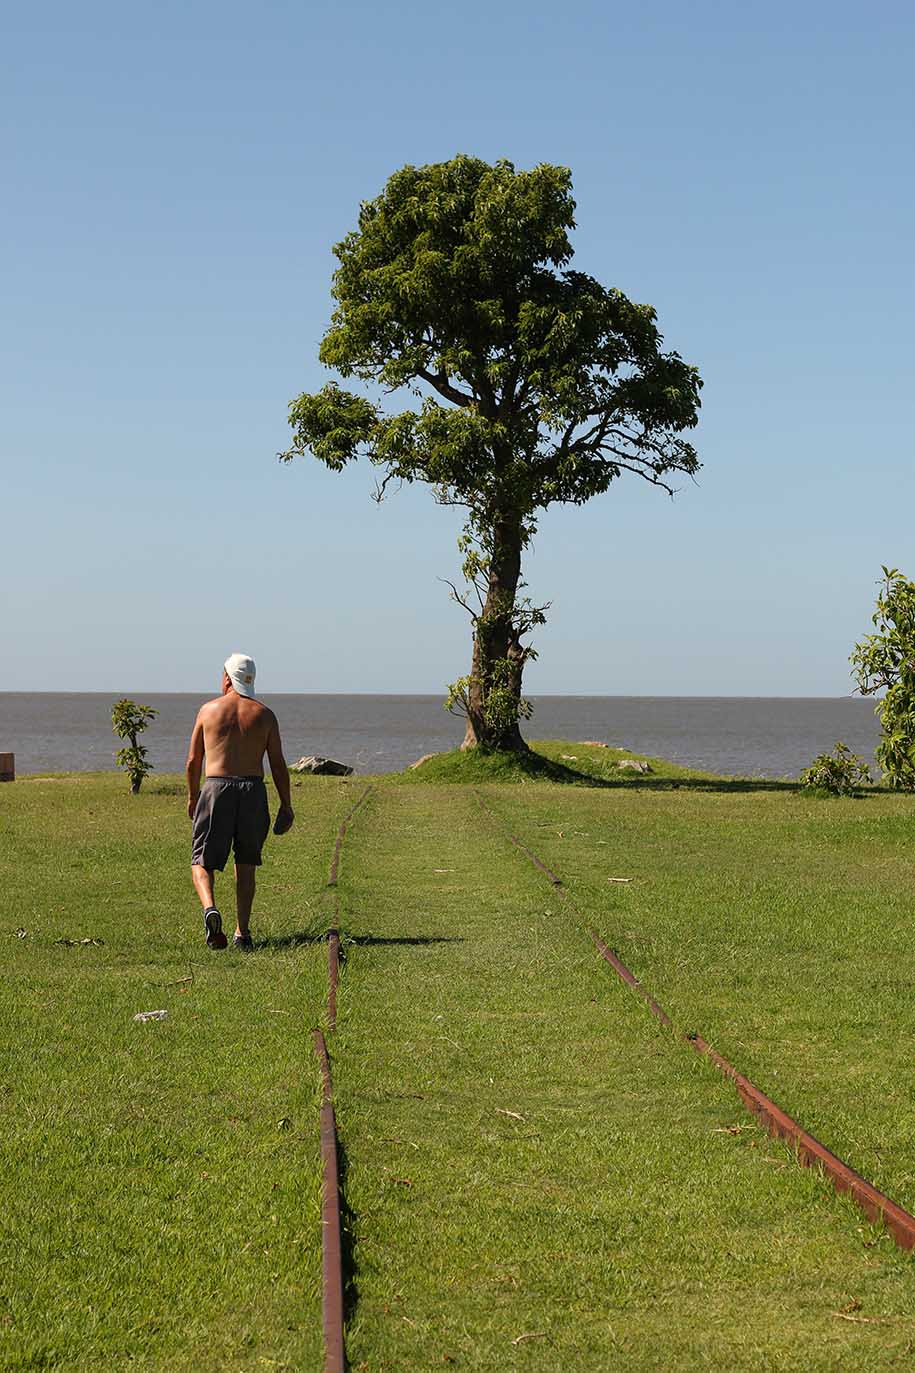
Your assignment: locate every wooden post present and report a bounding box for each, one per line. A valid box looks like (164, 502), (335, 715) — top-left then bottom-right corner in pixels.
(0, 753), (14, 782)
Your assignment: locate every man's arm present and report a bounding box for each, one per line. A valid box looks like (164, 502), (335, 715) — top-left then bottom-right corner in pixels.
(266, 715), (294, 821)
(186, 713), (205, 820)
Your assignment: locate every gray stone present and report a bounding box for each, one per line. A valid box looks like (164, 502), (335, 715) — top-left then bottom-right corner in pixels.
(291, 755), (354, 776)
(616, 758), (652, 774)
(409, 753), (438, 770)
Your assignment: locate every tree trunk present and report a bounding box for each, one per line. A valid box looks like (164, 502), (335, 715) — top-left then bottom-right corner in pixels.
(129, 730), (142, 793)
(461, 515), (529, 752)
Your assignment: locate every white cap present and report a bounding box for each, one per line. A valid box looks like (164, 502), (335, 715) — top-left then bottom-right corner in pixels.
(224, 652), (257, 698)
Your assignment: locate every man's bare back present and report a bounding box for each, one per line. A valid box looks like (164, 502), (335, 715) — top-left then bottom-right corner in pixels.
(186, 684), (293, 817)
(195, 692), (276, 778)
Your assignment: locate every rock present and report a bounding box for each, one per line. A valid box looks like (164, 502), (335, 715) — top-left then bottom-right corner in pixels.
(409, 753), (437, 770)
(617, 758), (652, 774)
(291, 755), (354, 776)
(581, 740), (609, 748)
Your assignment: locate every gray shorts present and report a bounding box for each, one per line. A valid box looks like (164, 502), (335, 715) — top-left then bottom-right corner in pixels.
(191, 776), (270, 871)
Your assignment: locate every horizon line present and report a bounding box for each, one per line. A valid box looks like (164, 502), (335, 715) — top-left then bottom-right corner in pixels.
(0, 689), (868, 701)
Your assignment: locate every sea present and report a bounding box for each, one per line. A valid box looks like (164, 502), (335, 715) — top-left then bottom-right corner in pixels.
(0, 693), (882, 780)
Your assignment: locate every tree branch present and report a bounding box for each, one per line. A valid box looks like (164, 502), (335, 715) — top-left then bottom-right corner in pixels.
(372, 472), (403, 504)
(417, 368), (474, 408)
(438, 578), (479, 620)
(602, 454), (679, 496)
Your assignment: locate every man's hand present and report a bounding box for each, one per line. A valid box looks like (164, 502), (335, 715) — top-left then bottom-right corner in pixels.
(273, 804), (294, 836)
(187, 794), (199, 821)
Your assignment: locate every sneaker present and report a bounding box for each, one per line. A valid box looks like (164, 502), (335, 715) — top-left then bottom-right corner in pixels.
(204, 908), (228, 950)
(233, 933), (254, 952)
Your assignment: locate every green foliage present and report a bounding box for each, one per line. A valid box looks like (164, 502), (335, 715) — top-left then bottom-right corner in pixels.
(798, 742), (872, 796)
(850, 566), (915, 790)
(281, 155), (702, 746)
(111, 698), (158, 794)
(282, 154), (701, 513)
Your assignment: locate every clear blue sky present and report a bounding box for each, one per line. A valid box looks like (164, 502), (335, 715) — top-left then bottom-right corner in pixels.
(3, 0), (913, 695)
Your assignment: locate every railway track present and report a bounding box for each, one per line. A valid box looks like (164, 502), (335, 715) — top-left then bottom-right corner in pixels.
(312, 784), (374, 1373)
(312, 781), (915, 1367)
(473, 787), (915, 1253)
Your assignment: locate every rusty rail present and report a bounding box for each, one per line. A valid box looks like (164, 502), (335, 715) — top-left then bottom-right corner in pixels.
(314, 784), (374, 1370)
(473, 789), (563, 885)
(476, 789), (915, 1252)
(589, 933), (915, 1250)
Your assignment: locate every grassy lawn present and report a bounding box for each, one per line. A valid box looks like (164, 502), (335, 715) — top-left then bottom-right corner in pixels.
(472, 750), (915, 1206)
(0, 772), (361, 1372)
(332, 772), (915, 1371)
(2, 753), (915, 1369)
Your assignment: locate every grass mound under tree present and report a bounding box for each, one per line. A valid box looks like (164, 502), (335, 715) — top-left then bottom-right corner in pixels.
(400, 739), (711, 786)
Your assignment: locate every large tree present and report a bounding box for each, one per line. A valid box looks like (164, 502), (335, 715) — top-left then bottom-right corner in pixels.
(851, 566), (915, 790)
(281, 156), (702, 750)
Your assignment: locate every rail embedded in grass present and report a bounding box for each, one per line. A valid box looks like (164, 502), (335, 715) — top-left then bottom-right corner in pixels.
(328, 785), (375, 888)
(473, 788), (563, 884)
(474, 788), (915, 1253)
(314, 783), (374, 1371)
(327, 784), (374, 1029)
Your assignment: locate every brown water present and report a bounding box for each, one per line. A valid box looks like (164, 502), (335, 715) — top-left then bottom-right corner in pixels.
(0, 693), (881, 779)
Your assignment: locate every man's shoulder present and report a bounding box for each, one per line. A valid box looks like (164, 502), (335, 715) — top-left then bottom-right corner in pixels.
(198, 696), (224, 714)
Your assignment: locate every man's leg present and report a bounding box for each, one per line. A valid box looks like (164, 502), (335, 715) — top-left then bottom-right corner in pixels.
(191, 863), (216, 910)
(235, 863), (256, 941)
(192, 863), (228, 949)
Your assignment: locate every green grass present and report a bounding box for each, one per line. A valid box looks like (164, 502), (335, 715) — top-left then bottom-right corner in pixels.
(0, 772), (363, 1371)
(2, 760), (915, 1369)
(476, 782), (915, 1203)
(331, 783), (915, 1371)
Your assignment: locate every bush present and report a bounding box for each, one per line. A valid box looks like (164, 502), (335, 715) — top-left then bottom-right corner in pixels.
(111, 699), (158, 794)
(799, 742), (871, 796)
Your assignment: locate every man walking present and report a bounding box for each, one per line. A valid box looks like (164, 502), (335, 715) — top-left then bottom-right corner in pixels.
(186, 653), (294, 950)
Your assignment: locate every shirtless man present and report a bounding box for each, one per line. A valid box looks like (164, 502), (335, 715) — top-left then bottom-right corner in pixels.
(186, 653), (294, 950)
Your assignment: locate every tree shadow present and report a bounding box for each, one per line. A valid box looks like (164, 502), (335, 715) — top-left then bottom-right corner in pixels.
(625, 776), (800, 794)
(256, 928), (327, 951)
(503, 754), (806, 793)
(494, 752), (886, 795)
(256, 930), (464, 952)
(346, 934), (464, 947)
(616, 775), (891, 796)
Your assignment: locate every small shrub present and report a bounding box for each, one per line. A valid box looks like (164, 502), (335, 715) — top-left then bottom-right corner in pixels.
(799, 741), (871, 796)
(111, 698), (158, 794)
